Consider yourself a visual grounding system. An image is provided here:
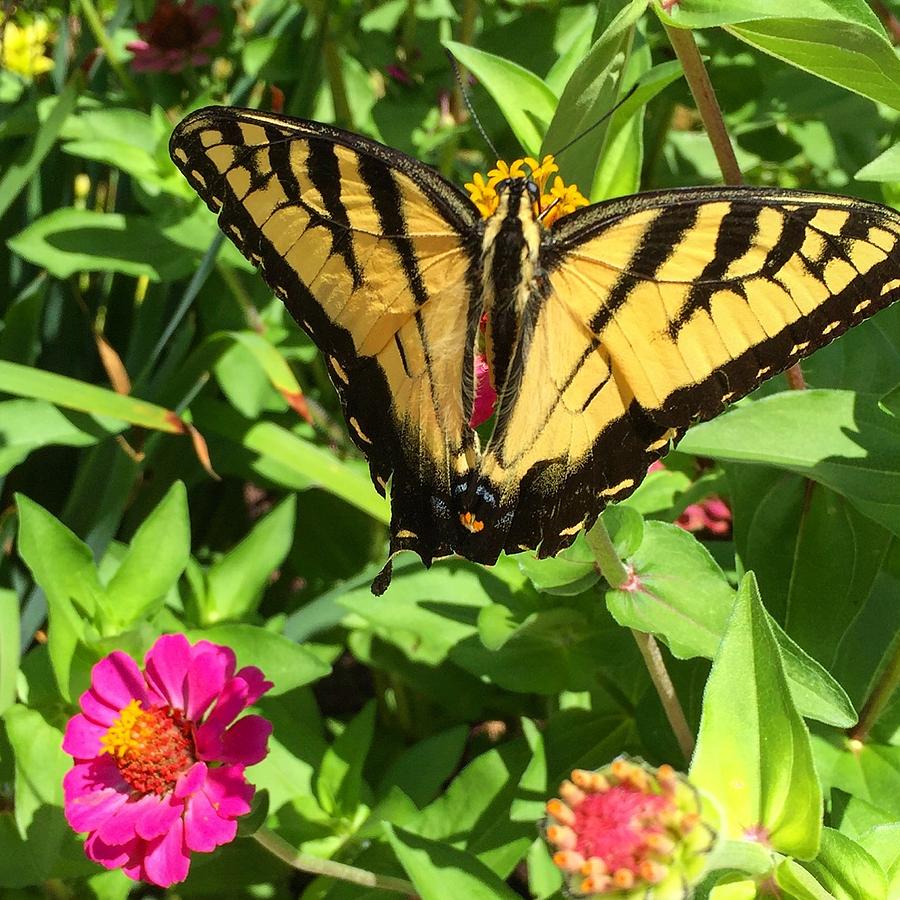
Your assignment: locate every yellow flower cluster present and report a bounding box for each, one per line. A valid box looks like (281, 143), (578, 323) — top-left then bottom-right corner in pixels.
(2, 19), (55, 79)
(464, 154), (589, 227)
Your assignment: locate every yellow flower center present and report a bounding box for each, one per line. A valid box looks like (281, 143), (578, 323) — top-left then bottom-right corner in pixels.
(464, 153), (588, 227)
(100, 699), (196, 795)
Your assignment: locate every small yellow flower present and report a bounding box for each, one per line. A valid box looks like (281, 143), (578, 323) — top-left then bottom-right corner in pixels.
(464, 154), (588, 227)
(2, 19), (55, 79)
(524, 154), (559, 193)
(540, 175), (589, 227)
(487, 158), (528, 187)
(463, 171), (500, 219)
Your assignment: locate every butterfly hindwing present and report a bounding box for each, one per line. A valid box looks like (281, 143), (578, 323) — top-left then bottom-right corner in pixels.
(169, 108), (484, 581)
(475, 185), (900, 558)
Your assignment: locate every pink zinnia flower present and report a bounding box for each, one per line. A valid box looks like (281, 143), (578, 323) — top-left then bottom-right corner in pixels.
(63, 634), (273, 887)
(126, 0), (221, 74)
(471, 353), (497, 427)
(544, 758), (717, 897)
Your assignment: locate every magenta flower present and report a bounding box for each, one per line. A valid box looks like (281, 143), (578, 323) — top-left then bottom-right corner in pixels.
(62, 634), (272, 887)
(470, 353), (497, 427)
(126, 0), (221, 74)
(544, 758), (717, 897)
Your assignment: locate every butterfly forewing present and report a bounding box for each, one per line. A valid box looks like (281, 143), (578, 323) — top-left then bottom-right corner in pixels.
(170, 108), (484, 584)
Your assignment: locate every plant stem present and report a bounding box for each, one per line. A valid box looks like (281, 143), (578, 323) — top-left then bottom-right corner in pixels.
(662, 24), (741, 186)
(253, 827), (417, 896)
(77, 0), (141, 101)
(850, 633), (900, 744)
(631, 630), (696, 763)
(584, 517), (628, 587)
(585, 518), (695, 763)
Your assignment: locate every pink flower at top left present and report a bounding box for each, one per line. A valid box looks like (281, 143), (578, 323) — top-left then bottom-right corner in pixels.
(62, 634), (273, 887)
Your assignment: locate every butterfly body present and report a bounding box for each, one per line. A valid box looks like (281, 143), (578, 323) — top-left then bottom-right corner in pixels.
(170, 107), (900, 593)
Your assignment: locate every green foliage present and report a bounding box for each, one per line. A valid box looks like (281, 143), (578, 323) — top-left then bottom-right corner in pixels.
(3, 0), (900, 897)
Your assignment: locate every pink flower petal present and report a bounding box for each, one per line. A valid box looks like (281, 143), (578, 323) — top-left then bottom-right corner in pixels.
(124, 39), (150, 52)
(235, 666), (273, 705)
(470, 354), (497, 427)
(91, 652), (154, 710)
(220, 715), (272, 766)
(198, 677), (250, 739)
(78, 688), (121, 727)
(203, 765), (254, 818)
(62, 714), (106, 759)
(144, 633), (191, 711)
(63, 756), (125, 805)
(174, 761), (207, 799)
(84, 830), (138, 870)
(142, 816), (190, 887)
(184, 789), (237, 852)
(95, 794), (159, 846)
(185, 648), (229, 721)
(64, 782), (129, 834)
(135, 793), (183, 840)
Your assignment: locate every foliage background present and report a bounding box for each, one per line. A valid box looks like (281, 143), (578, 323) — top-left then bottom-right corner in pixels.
(2, 0), (900, 897)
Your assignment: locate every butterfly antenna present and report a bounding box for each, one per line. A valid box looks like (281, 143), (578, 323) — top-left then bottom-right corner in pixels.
(549, 82), (639, 159)
(446, 49), (501, 162)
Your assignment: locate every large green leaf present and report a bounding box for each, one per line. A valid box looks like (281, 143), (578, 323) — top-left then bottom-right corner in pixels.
(691, 573), (822, 859)
(0, 399), (123, 476)
(387, 825), (521, 900)
(679, 391), (900, 537)
(443, 41), (558, 157)
(802, 828), (888, 900)
(0, 590), (19, 715)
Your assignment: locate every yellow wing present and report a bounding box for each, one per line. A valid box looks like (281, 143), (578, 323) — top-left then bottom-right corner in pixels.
(471, 186), (900, 558)
(169, 107), (484, 589)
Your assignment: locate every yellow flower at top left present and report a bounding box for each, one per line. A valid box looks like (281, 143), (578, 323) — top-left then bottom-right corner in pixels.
(2, 19), (55, 79)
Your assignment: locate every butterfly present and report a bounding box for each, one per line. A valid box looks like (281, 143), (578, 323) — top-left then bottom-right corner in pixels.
(170, 106), (900, 594)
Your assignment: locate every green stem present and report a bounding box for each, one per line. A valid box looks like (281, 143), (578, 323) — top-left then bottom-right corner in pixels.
(631, 630), (695, 764)
(662, 24), (741, 185)
(253, 827), (417, 896)
(586, 517), (695, 764)
(850, 632), (900, 744)
(77, 0), (141, 101)
(584, 517), (628, 587)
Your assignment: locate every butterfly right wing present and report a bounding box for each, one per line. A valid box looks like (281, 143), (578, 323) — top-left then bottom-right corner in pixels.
(170, 107), (484, 589)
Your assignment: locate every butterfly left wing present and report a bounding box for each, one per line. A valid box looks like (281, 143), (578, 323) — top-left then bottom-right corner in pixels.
(472, 185), (900, 557)
(170, 107), (484, 590)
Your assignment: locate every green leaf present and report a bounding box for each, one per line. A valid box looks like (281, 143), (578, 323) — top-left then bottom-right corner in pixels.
(376, 726), (468, 807)
(601, 503), (645, 557)
(190, 624), (330, 696)
(103, 482), (190, 629)
(605, 520), (733, 659)
(656, 0), (882, 31)
(316, 700), (376, 818)
(7, 208), (201, 282)
(541, 0), (648, 194)
(0, 79), (79, 220)
(517, 535), (600, 596)
(775, 858), (839, 900)
(679, 391), (900, 538)
(0, 399), (123, 476)
(443, 40), (558, 157)
(802, 828), (888, 900)
(16, 494), (99, 700)
(0, 360), (185, 434)
(691, 573), (822, 859)
(1, 706), (79, 884)
(0, 590), (19, 715)
(413, 737), (534, 876)
(856, 144), (900, 183)
(190, 397), (389, 524)
(202, 494), (296, 623)
(386, 824), (521, 900)
(859, 824), (900, 900)
(726, 20), (900, 112)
